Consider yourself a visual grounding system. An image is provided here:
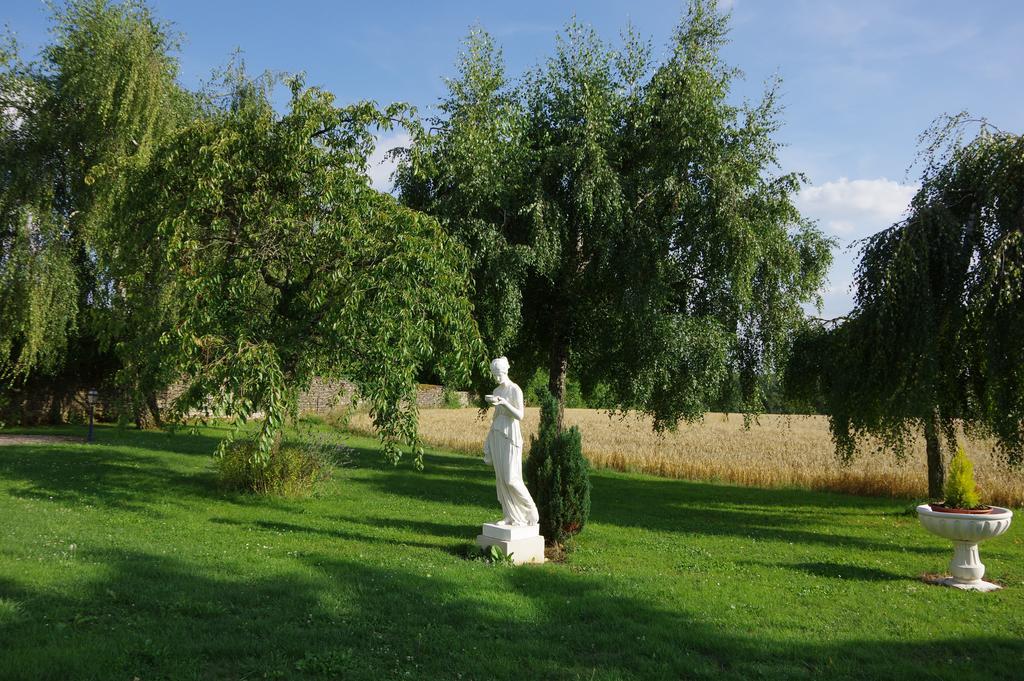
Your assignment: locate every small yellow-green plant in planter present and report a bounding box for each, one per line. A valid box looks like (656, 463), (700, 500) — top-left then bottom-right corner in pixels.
(944, 446), (981, 509)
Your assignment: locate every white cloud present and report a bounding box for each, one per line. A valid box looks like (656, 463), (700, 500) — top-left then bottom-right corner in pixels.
(796, 177), (917, 241)
(366, 130), (412, 194)
(797, 176), (918, 318)
(2, 85), (30, 131)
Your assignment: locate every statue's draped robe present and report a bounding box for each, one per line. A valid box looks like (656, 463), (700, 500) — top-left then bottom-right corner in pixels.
(483, 382), (539, 525)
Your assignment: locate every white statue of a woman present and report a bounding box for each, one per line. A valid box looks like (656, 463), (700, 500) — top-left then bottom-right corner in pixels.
(483, 356), (539, 526)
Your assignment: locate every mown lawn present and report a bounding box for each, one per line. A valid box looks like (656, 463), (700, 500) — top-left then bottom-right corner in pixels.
(0, 424), (1021, 680)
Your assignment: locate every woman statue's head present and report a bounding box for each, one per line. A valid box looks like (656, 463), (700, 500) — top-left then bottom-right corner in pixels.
(490, 356), (510, 382)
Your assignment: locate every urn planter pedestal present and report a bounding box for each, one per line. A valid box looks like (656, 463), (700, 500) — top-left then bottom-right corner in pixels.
(916, 504), (1013, 591)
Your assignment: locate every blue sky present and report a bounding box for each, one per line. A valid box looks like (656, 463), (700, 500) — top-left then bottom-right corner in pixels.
(5, 0), (1023, 316)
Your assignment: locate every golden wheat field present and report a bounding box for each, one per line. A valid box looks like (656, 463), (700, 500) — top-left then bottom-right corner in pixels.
(343, 408), (1024, 508)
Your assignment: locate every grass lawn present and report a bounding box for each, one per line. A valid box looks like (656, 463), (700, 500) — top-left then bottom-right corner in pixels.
(0, 425), (1022, 680)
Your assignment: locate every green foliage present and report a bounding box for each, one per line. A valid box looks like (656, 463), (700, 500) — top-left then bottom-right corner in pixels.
(1, 0), (189, 425)
(786, 114), (1024, 475)
(0, 210), (79, 378)
(115, 67), (484, 466)
(457, 542), (516, 565)
(3, 2), (485, 461)
(217, 437), (335, 497)
(397, 0), (832, 429)
(525, 389), (591, 544)
(522, 369), (548, 407)
(480, 544), (516, 566)
(522, 368), (584, 408)
(944, 446), (982, 509)
(396, 25), (527, 361)
(583, 381), (617, 411)
(441, 386), (463, 409)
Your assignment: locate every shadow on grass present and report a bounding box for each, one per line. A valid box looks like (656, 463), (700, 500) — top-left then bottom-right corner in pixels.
(587, 475), (951, 555)
(0, 424), (227, 457)
(0, 429), (224, 512)
(737, 559), (910, 583)
(355, 515), (470, 540)
(1, 547), (1020, 681)
(346, 443), (497, 509)
(0, 427), (945, 559)
(348, 447), (945, 556)
(207, 516), (465, 555)
(1, 430), (1019, 678)
(789, 561), (909, 582)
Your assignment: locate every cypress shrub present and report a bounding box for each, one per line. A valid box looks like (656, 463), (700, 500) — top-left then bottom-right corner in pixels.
(526, 388), (591, 544)
(944, 445), (981, 509)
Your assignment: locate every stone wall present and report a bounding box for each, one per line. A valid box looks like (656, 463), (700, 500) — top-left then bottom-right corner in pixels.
(156, 378), (469, 416)
(3, 377), (470, 426)
(0, 383), (122, 426)
(415, 384), (472, 409)
(296, 378), (357, 413)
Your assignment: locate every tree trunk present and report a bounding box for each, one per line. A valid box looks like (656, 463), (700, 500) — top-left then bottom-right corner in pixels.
(547, 339), (569, 434)
(544, 221), (583, 435)
(134, 392), (162, 430)
(134, 407), (154, 430)
(923, 410), (947, 499)
(146, 392), (163, 429)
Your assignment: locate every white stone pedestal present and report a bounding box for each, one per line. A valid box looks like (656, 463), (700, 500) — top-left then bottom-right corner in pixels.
(476, 523), (545, 565)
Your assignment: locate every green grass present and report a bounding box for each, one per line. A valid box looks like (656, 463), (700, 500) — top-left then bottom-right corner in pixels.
(0, 424), (1022, 680)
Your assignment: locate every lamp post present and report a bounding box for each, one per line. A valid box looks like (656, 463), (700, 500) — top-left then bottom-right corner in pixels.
(86, 389), (98, 444)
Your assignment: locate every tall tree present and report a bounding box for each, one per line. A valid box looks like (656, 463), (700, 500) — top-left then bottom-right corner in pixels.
(0, 0), (189, 425)
(787, 114), (1024, 496)
(397, 0), (832, 434)
(115, 70), (484, 464)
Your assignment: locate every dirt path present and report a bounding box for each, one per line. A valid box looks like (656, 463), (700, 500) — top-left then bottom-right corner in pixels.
(0, 434), (83, 446)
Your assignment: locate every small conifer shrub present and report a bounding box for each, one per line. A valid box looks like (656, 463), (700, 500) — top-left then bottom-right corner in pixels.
(525, 389), (591, 545)
(943, 446), (982, 509)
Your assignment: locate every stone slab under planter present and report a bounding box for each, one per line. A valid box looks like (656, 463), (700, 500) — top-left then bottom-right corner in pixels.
(927, 576), (1003, 592)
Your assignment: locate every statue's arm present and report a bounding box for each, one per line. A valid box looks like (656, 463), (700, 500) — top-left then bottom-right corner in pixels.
(505, 385), (525, 421)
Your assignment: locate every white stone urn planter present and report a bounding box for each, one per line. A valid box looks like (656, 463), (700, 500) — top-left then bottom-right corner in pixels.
(916, 504), (1013, 591)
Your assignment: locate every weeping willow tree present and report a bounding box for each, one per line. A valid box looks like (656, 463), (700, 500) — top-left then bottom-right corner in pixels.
(397, 0), (833, 435)
(788, 114), (1024, 496)
(0, 0), (190, 424)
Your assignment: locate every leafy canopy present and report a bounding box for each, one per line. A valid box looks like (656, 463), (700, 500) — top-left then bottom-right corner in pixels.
(787, 113), (1024, 467)
(1, 0), (189, 417)
(2, 2), (485, 461)
(397, 0), (833, 430)
(116, 70), (484, 464)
